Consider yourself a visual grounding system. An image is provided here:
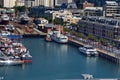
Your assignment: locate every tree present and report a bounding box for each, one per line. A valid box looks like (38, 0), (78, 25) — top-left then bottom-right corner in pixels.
(53, 18), (64, 25)
(13, 6), (27, 14)
(44, 16), (52, 23)
(87, 34), (98, 42)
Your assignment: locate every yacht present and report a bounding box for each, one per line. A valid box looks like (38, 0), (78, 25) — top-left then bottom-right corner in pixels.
(0, 57), (23, 66)
(50, 30), (68, 43)
(78, 45), (98, 56)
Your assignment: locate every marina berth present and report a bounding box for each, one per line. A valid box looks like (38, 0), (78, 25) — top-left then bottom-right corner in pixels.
(0, 37), (32, 65)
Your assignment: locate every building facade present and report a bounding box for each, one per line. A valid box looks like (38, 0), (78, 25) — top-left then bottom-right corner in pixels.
(3, 0), (16, 8)
(15, 0), (25, 6)
(52, 10), (72, 20)
(32, 0), (54, 8)
(55, 0), (73, 6)
(84, 7), (103, 16)
(78, 16), (120, 44)
(104, 1), (120, 18)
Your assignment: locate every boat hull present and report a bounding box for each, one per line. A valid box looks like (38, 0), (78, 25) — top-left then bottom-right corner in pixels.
(0, 60), (23, 66)
(51, 36), (68, 43)
(79, 48), (98, 56)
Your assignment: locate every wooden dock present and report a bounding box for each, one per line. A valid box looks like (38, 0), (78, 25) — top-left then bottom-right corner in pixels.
(68, 38), (120, 63)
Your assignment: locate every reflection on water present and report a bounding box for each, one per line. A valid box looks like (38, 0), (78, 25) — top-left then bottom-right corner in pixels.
(86, 57), (98, 64)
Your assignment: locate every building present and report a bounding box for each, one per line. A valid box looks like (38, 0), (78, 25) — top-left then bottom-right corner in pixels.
(67, 2), (77, 9)
(55, 0), (73, 6)
(24, 0), (35, 7)
(33, 0), (53, 7)
(15, 0), (25, 6)
(0, 0), (2, 7)
(104, 1), (120, 18)
(83, 0), (94, 9)
(52, 10), (72, 20)
(3, 0), (16, 8)
(78, 16), (120, 45)
(66, 8), (84, 17)
(84, 7), (103, 16)
(113, 14), (120, 19)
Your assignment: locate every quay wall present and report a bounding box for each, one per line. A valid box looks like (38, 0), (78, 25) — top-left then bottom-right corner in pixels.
(68, 38), (120, 64)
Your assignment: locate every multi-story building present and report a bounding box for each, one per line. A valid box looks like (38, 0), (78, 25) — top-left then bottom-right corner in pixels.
(55, 0), (73, 6)
(84, 7), (103, 16)
(104, 1), (120, 18)
(83, 1), (94, 9)
(52, 10), (72, 20)
(3, 0), (16, 8)
(32, 0), (54, 8)
(24, 0), (35, 7)
(15, 0), (25, 6)
(78, 16), (120, 44)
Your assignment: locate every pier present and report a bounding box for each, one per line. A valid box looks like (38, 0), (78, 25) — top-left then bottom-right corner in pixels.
(68, 37), (120, 64)
(13, 22), (47, 37)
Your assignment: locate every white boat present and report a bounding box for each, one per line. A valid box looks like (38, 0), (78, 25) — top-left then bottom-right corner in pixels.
(78, 45), (98, 56)
(50, 30), (68, 43)
(1, 14), (9, 25)
(0, 57), (23, 66)
(81, 74), (93, 79)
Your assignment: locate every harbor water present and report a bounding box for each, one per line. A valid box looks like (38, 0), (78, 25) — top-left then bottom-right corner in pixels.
(0, 38), (120, 80)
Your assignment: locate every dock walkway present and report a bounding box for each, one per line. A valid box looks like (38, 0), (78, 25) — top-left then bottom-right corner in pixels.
(68, 37), (120, 63)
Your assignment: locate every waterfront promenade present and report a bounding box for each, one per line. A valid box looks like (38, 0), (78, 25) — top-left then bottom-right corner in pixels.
(67, 34), (120, 63)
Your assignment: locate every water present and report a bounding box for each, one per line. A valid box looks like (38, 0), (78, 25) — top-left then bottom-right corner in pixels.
(0, 38), (120, 80)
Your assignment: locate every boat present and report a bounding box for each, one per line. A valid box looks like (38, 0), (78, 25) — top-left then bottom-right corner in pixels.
(20, 14), (30, 24)
(81, 74), (93, 79)
(50, 30), (68, 43)
(0, 57), (24, 66)
(21, 51), (32, 63)
(78, 45), (98, 56)
(1, 14), (9, 25)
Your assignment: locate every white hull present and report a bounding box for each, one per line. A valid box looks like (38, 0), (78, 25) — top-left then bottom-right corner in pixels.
(51, 35), (68, 43)
(78, 46), (98, 56)
(50, 30), (68, 43)
(0, 60), (23, 66)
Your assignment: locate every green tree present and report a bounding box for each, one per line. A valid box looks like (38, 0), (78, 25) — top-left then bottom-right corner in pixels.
(53, 18), (64, 25)
(44, 16), (52, 23)
(87, 34), (98, 42)
(13, 6), (26, 14)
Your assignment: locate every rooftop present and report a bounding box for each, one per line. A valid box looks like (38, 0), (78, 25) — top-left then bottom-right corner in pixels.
(84, 7), (103, 10)
(106, 1), (118, 5)
(81, 16), (120, 27)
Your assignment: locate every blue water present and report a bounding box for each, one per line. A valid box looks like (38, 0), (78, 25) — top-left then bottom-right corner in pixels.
(0, 38), (120, 80)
